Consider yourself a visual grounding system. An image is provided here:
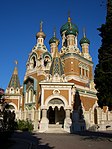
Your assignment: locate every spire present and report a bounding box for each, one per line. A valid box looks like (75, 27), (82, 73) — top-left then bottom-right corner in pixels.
(40, 21), (43, 32)
(49, 28), (60, 45)
(80, 28), (90, 45)
(83, 27), (86, 38)
(8, 61), (20, 89)
(13, 60), (18, 75)
(54, 40), (60, 58)
(49, 41), (64, 76)
(67, 10), (71, 23)
(53, 27), (56, 37)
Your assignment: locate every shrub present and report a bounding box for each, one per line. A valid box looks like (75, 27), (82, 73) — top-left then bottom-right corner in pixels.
(16, 119), (34, 132)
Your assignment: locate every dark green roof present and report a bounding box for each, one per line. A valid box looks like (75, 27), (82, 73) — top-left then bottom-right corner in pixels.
(49, 36), (59, 45)
(65, 28), (77, 36)
(60, 21), (78, 36)
(80, 36), (90, 45)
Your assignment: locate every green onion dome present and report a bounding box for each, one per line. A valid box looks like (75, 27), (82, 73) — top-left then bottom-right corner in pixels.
(80, 36), (90, 45)
(49, 30), (60, 45)
(65, 27), (77, 36)
(60, 17), (78, 36)
(49, 36), (60, 45)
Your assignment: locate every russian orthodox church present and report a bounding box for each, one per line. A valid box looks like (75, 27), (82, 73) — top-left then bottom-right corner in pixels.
(5, 16), (112, 132)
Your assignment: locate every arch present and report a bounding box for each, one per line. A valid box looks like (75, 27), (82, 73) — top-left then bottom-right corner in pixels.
(45, 95), (68, 109)
(29, 52), (37, 69)
(8, 102), (17, 111)
(30, 52), (37, 60)
(42, 51), (52, 60)
(47, 106), (65, 124)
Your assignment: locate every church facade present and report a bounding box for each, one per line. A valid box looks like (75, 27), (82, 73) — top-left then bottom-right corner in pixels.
(5, 16), (112, 132)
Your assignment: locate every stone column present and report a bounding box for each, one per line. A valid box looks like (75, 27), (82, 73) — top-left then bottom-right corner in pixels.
(34, 110), (39, 131)
(66, 109), (70, 118)
(39, 109), (49, 132)
(42, 109), (47, 117)
(64, 109), (72, 133)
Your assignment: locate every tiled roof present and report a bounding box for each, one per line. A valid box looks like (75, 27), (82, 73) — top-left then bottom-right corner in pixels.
(8, 67), (20, 89)
(49, 46), (64, 76)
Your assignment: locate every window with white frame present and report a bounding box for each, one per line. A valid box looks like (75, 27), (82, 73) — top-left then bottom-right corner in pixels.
(79, 63), (89, 78)
(26, 87), (34, 103)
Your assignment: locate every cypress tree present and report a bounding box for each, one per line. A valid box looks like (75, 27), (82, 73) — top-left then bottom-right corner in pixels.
(94, 0), (112, 110)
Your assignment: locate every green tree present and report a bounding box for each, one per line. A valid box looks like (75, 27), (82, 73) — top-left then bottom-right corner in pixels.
(0, 88), (16, 131)
(94, 0), (112, 110)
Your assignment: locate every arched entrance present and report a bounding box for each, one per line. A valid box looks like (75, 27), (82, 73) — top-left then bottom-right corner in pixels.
(47, 106), (65, 125)
(47, 98), (65, 125)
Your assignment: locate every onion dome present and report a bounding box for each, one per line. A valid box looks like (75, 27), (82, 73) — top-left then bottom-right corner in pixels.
(80, 29), (90, 45)
(49, 29), (60, 45)
(65, 23), (77, 36)
(60, 17), (78, 36)
(36, 21), (46, 39)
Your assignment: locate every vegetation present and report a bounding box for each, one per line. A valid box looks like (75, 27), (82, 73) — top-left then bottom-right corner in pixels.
(94, 0), (112, 110)
(0, 88), (16, 132)
(16, 119), (34, 132)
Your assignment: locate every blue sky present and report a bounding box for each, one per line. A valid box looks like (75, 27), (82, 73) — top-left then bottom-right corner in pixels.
(0, 0), (106, 89)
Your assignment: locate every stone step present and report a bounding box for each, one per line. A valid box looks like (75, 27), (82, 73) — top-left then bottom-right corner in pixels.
(48, 124), (63, 128)
(45, 124), (67, 133)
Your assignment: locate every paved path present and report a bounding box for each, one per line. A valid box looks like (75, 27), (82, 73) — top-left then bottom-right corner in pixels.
(36, 132), (112, 149)
(5, 131), (112, 149)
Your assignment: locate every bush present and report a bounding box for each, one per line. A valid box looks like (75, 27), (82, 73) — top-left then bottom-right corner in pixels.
(16, 119), (34, 132)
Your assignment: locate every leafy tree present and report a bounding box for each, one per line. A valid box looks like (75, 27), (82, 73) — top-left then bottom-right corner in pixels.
(94, 0), (112, 110)
(0, 88), (16, 131)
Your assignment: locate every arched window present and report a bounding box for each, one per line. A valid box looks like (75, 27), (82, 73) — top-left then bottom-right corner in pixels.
(32, 56), (36, 68)
(44, 55), (50, 67)
(30, 89), (33, 102)
(27, 88), (34, 103)
(10, 87), (14, 94)
(30, 54), (37, 69)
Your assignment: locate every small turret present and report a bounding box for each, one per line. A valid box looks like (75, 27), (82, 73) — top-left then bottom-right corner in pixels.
(49, 28), (59, 57)
(80, 28), (91, 60)
(36, 21), (46, 45)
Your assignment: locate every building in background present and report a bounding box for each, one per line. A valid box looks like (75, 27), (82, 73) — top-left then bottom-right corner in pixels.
(5, 16), (112, 132)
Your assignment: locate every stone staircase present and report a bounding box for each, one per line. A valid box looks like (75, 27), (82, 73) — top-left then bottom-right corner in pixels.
(45, 124), (67, 133)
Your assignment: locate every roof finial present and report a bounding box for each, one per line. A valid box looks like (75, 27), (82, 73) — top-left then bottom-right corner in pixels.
(83, 27), (86, 37)
(15, 60), (18, 66)
(68, 10), (71, 22)
(40, 21), (43, 32)
(14, 60), (18, 75)
(54, 27), (56, 37)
